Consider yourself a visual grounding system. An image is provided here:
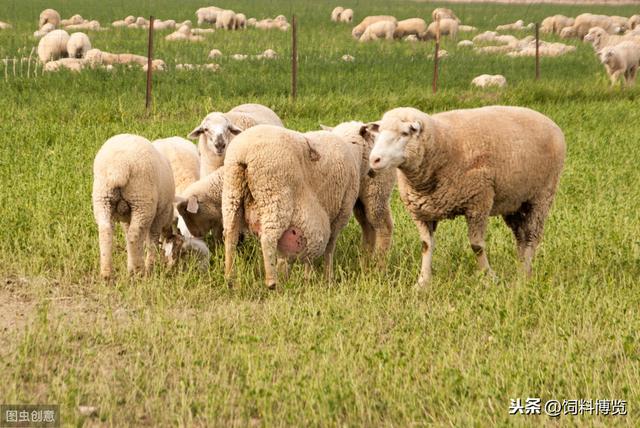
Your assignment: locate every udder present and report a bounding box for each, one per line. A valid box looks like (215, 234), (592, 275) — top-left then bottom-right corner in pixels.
(277, 227), (306, 256)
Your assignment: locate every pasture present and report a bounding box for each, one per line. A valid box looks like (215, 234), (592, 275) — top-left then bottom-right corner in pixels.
(1, 0), (639, 426)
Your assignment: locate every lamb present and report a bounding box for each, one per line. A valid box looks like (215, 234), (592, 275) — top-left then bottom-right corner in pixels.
(352, 15), (397, 39)
(340, 9), (353, 23)
(37, 29), (70, 63)
(39, 9), (61, 28)
(67, 32), (91, 58)
(471, 74), (506, 88)
(540, 15), (574, 34)
(422, 18), (458, 40)
(235, 13), (247, 29)
(222, 125), (361, 289)
(43, 57), (85, 72)
(34, 23), (55, 39)
(142, 59), (167, 72)
(188, 103), (284, 176)
(432, 8), (460, 23)
(584, 27), (640, 51)
(92, 134), (175, 278)
(394, 18), (427, 39)
(599, 41), (640, 86)
(196, 6), (223, 25)
(367, 106), (565, 286)
(216, 10), (236, 30)
(331, 7), (344, 22)
(359, 20), (397, 42)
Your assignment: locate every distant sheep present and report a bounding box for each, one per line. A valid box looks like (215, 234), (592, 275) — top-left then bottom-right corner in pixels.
(43, 58), (85, 73)
(34, 23), (55, 39)
(37, 29), (70, 63)
(432, 8), (460, 23)
(340, 9), (353, 23)
(341, 54), (355, 62)
(458, 40), (473, 48)
(39, 9), (61, 28)
(359, 20), (397, 42)
(540, 15), (574, 34)
(584, 26), (640, 51)
(0, 21), (12, 30)
(208, 48), (222, 59)
(67, 32), (91, 58)
(331, 7), (344, 22)
(65, 21), (101, 31)
(60, 14), (85, 26)
(257, 49), (277, 59)
(352, 15), (397, 39)
(394, 18), (427, 39)
(216, 10), (236, 30)
(471, 74), (506, 88)
(599, 41), (640, 86)
(458, 25), (477, 32)
(423, 18), (458, 40)
(496, 20), (533, 31)
(196, 6), (223, 25)
(236, 13), (247, 29)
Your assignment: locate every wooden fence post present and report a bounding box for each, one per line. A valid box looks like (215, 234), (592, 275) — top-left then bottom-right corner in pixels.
(535, 23), (540, 80)
(432, 17), (441, 93)
(146, 16), (155, 111)
(291, 14), (298, 99)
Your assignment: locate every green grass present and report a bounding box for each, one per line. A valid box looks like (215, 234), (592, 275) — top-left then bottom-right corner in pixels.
(1, 0), (640, 426)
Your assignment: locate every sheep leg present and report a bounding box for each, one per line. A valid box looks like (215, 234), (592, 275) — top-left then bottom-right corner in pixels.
(144, 228), (161, 274)
(610, 70), (622, 86)
(322, 233), (339, 282)
(125, 220), (146, 275)
(628, 66), (638, 86)
(96, 212), (114, 279)
(260, 228), (281, 289)
(353, 200), (376, 253)
(503, 212), (527, 261)
(415, 220), (437, 288)
(465, 214), (494, 276)
(519, 200), (552, 277)
(276, 256), (291, 281)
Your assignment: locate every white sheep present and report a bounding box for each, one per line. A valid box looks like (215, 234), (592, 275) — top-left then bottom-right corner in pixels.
(39, 9), (61, 28)
(216, 10), (236, 30)
(43, 57), (85, 73)
(208, 48), (222, 59)
(458, 40), (474, 48)
(37, 29), (70, 63)
(142, 59), (167, 72)
(394, 18), (427, 39)
(341, 54), (355, 62)
(247, 18), (257, 27)
(584, 27), (640, 51)
(565, 13), (624, 39)
(423, 18), (458, 40)
(366, 106), (565, 286)
(352, 15), (397, 39)
(176, 166), (225, 242)
(432, 8), (460, 23)
(34, 23), (55, 39)
(60, 14), (85, 26)
(405, 35), (418, 42)
(196, 6), (223, 25)
(540, 15), (574, 34)
(92, 134), (175, 278)
(630, 15), (640, 30)
(235, 13), (247, 29)
(65, 21), (101, 31)
(67, 32), (91, 58)
(458, 25), (477, 32)
(331, 7), (344, 22)
(496, 20), (528, 31)
(599, 41), (640, 86)
(471, 74), (507, 88)
(359, 20), (397, 42)
(257, 49), (277, 59)
(188, 103), (284, 176)
(0, 21), (12, 30)
(340, 9), (353, 23)
(231, 54), (248, 60)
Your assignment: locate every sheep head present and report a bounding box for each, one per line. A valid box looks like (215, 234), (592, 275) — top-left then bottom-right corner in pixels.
(188, 113), (243, 157)
(369, 108), (425, 171)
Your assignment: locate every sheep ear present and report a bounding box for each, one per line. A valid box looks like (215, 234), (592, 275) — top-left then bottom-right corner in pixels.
(228, 123), (243, 135)
(186, 196), (199, 214)
(359, 125), (375, 143)
(365, 122), (380, 135)
(188, 126), (204, 140)
(409, 121), (422, 135)
(320, 124), (333, 131)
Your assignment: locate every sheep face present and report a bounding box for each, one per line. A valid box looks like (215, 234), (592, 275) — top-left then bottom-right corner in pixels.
(176, 196), (221, 239)
(584, 27), (604, 45)
(188, 114), (242, 156)
(369, 120), (422, 170)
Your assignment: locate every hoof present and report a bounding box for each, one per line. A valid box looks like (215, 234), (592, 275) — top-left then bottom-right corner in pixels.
(266, 282), (276, 290)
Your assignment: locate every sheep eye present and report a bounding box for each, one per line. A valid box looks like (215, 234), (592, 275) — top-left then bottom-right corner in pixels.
(401, 131), (409, 137)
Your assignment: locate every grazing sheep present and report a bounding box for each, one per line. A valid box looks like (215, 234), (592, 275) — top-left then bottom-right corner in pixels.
(458, 25), (477, 32)
(331, 7), (344, 22)
(506, 41), (575, 57)
(540, 15), (574, 34)
(60, 14), (85, 26)
(235, 13), (247, 29)
(34, 23), (55, 39)
(92, 134), (175, 278)
(471, 74), (507, 88)
(423, 18), (458, 40)
(359, 20), (397, 42)
(584, 27), (640, 51)
(458, 40), (474, 48)
(84, 49), (151, 68)
(405, 35), (418, 42)
(153, 19), (177, 31)
(165, 24), (204, 42)
(247, 18), (257, 27)
(496, 20), (529, 31)
(340, 9), (353, 23)
(222, 125), (361, 289)
(559, 26), (577, 39)
(231, 54), (248, 60)
(367, 106), (565, 286)
(67, 32), (91, 58)
(352, 15), (397, 39)
(394, 18), (427, 39)
(189, 103), (284, 176)
(216, 10), (236, 30)
(37, 29), (70, 63)
(196, 6), (223, 25)
(142, 59), (167, 72)
(257, 49), (277, 59)
(567, 14), (624, 39)
(39, 9), (61, 28)
(43, 57), (85, 72)
(112, 20), (127, 28)
(208, 48), (222, 59)
(0, 21), (12, 30)
(432, 7), (460, 23)
(191, 28), (215, 35)
(599, 41), (640, 86)
(65, 21), (101, 31)
(176, 166), (225, 242)
(341, 54), (355, 62)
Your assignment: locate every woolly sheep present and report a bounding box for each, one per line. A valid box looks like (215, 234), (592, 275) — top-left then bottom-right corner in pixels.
(394, 18), (427, 39)
(43, 57), (85, 73)
(216, 10), (236, 30)
(405, 35), (418, 42)
(61, 14), (85, 26)
(222, 125), (361, 289)
(540, 15), (574, 34)
(257, 49), (277, 59)
(496, 20), (528, 31)
(458, 40), (473, 48)
(567, 14), (624, 39)
(92, 134), (175, 278)
(34, 23), (55, 39)
(458, 25), (477, 32)
(37, 29), (70, 63)
(506, 41), (575, 57)
(247, 18), (257, 27)
(65, 21), (101, 31)
(584, 27), (640, 51)
(176, 166), (225, 242)
(341, 54), (355, 62)
(359, 20), (397, 42)
(163, 233), (211, 270)
(235, 13), (247, 29)
(84, 49), (150, 67)
(67, 32), (91, 58)
(196, 6), (223, 25)
(275, 15), (287, 23)
(208, 48), (222, 59)
(151, 137), (199, 194)
(331, 7), (344, 22)
(432, 8), (460, 23)
(352, 15), (397, 39)
(39, 9), (61, 28)
(423, 18), (458, 40)
(191, 28), (215, 35)
(142, 59), (167, 72)
(188, 103), (284, 176)
(366, 106), (565, 286)
(630, 15), (640, 30)
(112, 20), (127, 28)
(340, 9), (353, 23)
(231, 54), (248, 60)
(0, 21), (12, 30)
(599, 41), (640, 86)
(471, 74), (506, 88)
(559, 26), (577, 39)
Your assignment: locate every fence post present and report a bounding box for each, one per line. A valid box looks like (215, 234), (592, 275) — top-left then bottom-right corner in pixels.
(432, 17), (440, 94)
(535, 23), (540, 80)
(146, 16), (155, 111)
(291, 14), (298, 99)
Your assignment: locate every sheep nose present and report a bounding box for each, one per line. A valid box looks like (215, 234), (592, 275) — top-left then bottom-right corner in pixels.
(371, 156), (382, 167)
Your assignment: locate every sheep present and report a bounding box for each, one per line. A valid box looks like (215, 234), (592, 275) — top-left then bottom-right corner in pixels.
(567, 14), (624, 39)
(191, 28), (215, 35)
(176, 166), (225, 242)
(92, 134), (175, 278)
(112, 20), (128, 28)
(247, 18), (257, 27)
(142, 59), (167, 72)
(352, 15), (397, 39)
(257, 49), (277, 59)
(222, 125), (361, 289)
(559, 26), (577, 39)
(394, 18), (427, 39)
(0, 21), (12, 30)
(359, 20), (397, 42)
(65, 21), (101, 31)
(405, 35), (418, 42)
(458, 40), (473, 48)
(471, 74), (506, 88)
(599, 41), (640, 86)
(231, 54), (248, 60)
(432, 8), (460, 23)
(67, 32), (91, 58)
(458, 25), (477, 32)
(60, 14), (85, 26)
(331, 7), (344, 22)
(340, 9), (353, 23)
(422, 18), (458, 40)
(188, 103), (284, 176)
(235, 13), (247, 29)
(43, 58), (85, 73)
(275, 15), (287, 23)
(165, 25), (204, 42)
(196, 6), (223, 25)
(341, 54), (355, 62)
(540, 15), (574, 34)
(496, 20), (529, 31)
(208, 48), (222, 59)
(163, 233), (211, 270)
(39, 9), (61, 28)
(584, 27), (640, 51)
(216, 10), (236, 30)
(630, 15), (640, 30)
(506, 41), (575, 57)
(366, 106), (565, 286)
(37, 29), (70, 63)
(84, 49), (151, 67)
(153, 20), (177, 31)
(34, 23), (55, 39)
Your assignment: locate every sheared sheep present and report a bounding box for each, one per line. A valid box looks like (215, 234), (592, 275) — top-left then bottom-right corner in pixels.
(67, 32), (91, 58)
(39, 9), (61, 28)
(92, 134), (175, 278)
(367, 106), (565, 286)
(37, 29), (70, 63)
(599, 41), (640, 86)
(188, 103), (284, 176)
(359, 20), (397, 42)
(352, 15), (397, 39)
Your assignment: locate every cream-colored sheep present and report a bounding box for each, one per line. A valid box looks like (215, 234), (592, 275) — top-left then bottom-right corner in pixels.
(176, 166), (225, 242)
(423, 18), (458, 40)
(60, 14), (85, 26)
(189, 103), (284, 176)
(92, 134), (175, 278)
(367, 106), (565, 286)
(630, 15), (640, 30)
(191, 28), (215, 34)
(584, 27), (640, 51)
(496, 20), (529, 31)
(471, 74), (506, 88)
(359, 20), (397, 42)
(0, 21), (12, 30)
(165, 25), (204, 42)
(39, 9), (61, 28)
(340, 9), (353, 23)
(37, 29), (70, 63)
(394, 18), (427, 39)
(247, 18), (257, 27)
(540, 15), (574, 34)
(43, 57), (85, 73)
(222, 125), (361, 289)
(432, 8), (460, 23)
(566, 14), (624, 39)
(84, 49), (152, 68)
(458, 25), (477, 32)
(599, 41), (640, 86)
(34, 23), (55, 39)
(142, 59), (167, 72)
(458, 40), (473, 48)
(257, 49), (277, 59)
(231, 54), (248, 60)
(506, 41), (575, 57)
(559, 26), (576, 39)
(331, 7), (344, 22)
(405, 35), (418, 42)
(153, 19), (177, 31)
(352, 15), (397, 39)
(67, 32), (91, 58)
(341, 54), (355, 62)
(196, 6), (223, 25)
(235, 13), (247, 29)
(65, 21), (101, 31)
(216, 10), (236, 30)
(208, 48), (222, 59)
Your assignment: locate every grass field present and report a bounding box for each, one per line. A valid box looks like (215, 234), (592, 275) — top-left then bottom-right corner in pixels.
(1, 0), (640, 426)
